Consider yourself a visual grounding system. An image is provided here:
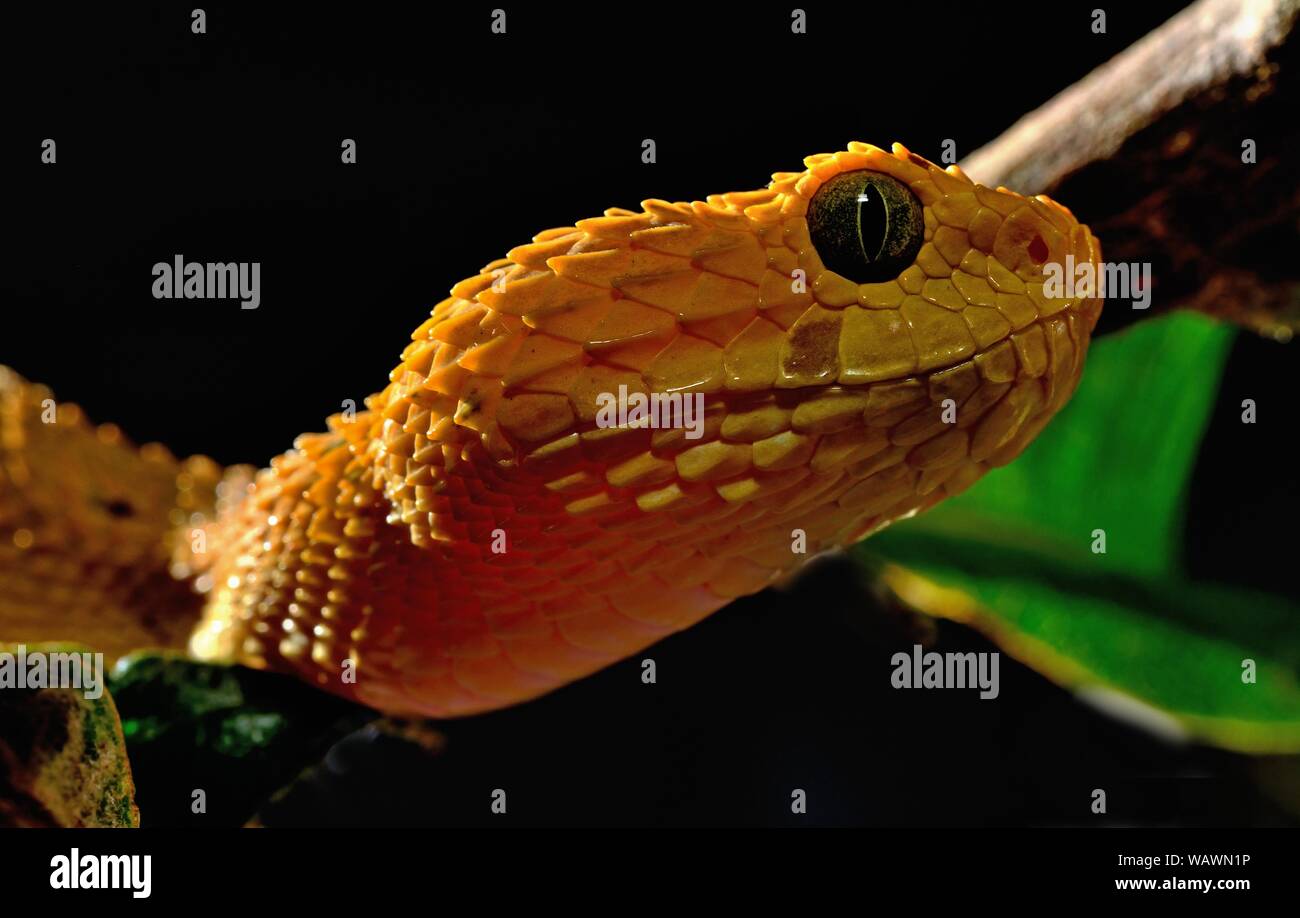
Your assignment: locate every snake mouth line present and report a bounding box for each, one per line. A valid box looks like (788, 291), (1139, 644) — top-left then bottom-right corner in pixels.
(500, 297), (1100, 447)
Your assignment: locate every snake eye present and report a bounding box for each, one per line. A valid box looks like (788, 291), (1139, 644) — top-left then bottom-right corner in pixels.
(807, 170), (925, 284)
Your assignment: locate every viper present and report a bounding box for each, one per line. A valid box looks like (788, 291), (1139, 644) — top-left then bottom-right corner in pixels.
(0, 142), (1103, 717)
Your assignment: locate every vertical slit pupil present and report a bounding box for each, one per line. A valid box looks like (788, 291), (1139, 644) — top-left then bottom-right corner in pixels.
(856, 184), (889, 263)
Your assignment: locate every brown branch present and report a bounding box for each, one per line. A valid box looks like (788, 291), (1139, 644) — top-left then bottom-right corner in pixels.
(962, 0), (1300, 338)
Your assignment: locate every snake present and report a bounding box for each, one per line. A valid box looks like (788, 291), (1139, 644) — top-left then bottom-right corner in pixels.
(0, 142), (1103, 718)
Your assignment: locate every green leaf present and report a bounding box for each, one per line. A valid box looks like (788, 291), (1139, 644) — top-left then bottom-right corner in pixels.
(109, 652), (374, 826)
(865, 313), (1300, 753)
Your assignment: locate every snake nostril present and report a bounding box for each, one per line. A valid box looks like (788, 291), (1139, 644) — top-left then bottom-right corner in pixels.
(1028, 234), (1049, 264)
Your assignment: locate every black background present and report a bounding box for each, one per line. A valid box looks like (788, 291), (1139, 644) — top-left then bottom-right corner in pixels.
(5, 2), (1299, 826)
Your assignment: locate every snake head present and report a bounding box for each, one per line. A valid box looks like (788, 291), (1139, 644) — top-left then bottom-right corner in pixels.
(364, 142), (1108, 560)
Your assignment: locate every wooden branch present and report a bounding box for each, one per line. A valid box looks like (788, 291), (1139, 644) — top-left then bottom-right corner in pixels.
(962, 0), (1300, 338)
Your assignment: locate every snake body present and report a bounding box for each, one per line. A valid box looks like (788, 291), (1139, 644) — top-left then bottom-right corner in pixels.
(0, 143), (1103, 717)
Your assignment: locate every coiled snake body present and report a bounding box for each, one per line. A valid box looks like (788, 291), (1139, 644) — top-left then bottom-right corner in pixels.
(0, 143), (1103, 717)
